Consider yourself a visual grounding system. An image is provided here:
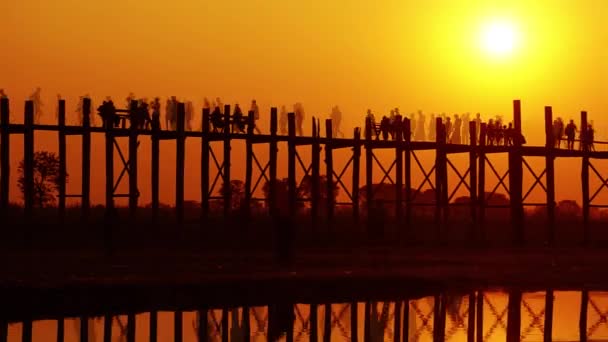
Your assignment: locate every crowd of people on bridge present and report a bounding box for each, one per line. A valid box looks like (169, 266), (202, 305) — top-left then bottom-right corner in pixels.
(552, 118), (595, 151)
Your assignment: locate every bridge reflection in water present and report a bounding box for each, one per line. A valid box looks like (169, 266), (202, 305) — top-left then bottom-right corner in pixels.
(5, 290), (608, 341)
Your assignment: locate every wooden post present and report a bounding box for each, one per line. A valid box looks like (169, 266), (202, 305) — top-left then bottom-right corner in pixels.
(0, 98), (9, 211)
(581, 111), (589, 246)
(149, 311), (158, 342)
(476, 292), (484, 342)
(350, 302), (358, 342)
(221, 309), (228, 342)
(544, 290), (554, 342)
(364, 118), (373, 234)
(286, 307), (294, 342)
(127, 313), (135, 342)
(58, 100), (66, 220)
(478, 124), (487, 242)
(79, 317), (88, 342)
(174, 311), (183, 342)
(435, 118), (445, 242)
(469, 122), (478, 241)
(197, 309), (208, 342)
(510, 100), (524, 245)
(434, 294), (446, 342)
(363, 302), (371, 342)
(0, 321), (6, 342)
(105, 109), (115, 216)
(22, 319), (32, 342)
(223, 104), (231, 218)
(545, 107), (556, 245)
(201, 108), (210, 219)
(395, 115), (403, 223)
(128, 100), (139, 218)
(394, 301), (402, 342)
(244, 111), (255, 218)
(243, 307), (250, 342)
(24, 101), (34, 215)
(151, 114), (160, 221)
(82, 98), (91, 218)
(103, 314), (112, 342)
(352, 128), (361, 224)
(323, 303), (331, 342)
(403, 300), (409, 342)
(311, 119), (321, 225)
(325, 119), (334, 223)
(404, 119), (412, 233)
(467, 293), (475, 342)
(176, 102), (185, 225)
(56, 319), (64, 342)
(506, 290), (521, 342)
(269, 108), (278, 216)
(310, 304), (318, 342)
(580, 290), (588, 342)
(288, 112), (297, 218)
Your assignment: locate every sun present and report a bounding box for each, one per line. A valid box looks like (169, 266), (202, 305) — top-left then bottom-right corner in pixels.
(480, 20), (518, 57)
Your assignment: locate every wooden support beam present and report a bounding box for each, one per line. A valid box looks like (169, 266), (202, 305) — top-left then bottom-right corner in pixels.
(395, 115), (403, 223)
(403, 300), (409, 342)
(269, 108), (278, 216)
(56, 318), (64, 342)
(478, 124), (487, 242)
(81, 98), (91, 218)
(350, 302), (358, 342)
(79, 316), (88, 342)
(0, 321), (6, 342)
(323, 303), (331, 342)
(22, 319), (32, 342)
(510, 100), (524, 245)
(468, 292), (475, 342)
(433, 294), (446, 342)
(404, 119), (412, 234)
(58, 100), (66, 220)
(364, 302), (370, 342)
(469, 122), (478, 241)
(151, 117), (160, 221)
(221, 309), (228, 342)
(176, 102), (186, 225)
(288, 112), (297, 218)
(127, 313), (135, 342)
(506, 290), (522, 342)
(128, 100), (138, 219)
(174, 310), (183, 342)
(149, 311), (158, 342)
(545, 107), (556, 245)
(325, 119), (334, 223)
(581, 111), (589, 246)
(476, 291), (484, 342)
(394, 301), (402, 342)
(352, 128), (361, 224)
(105, 111), (115, 214)
(223, 105), (231, 219)
(197, 309), (208, 342)
(580, 290), (588, 342)
(310, 304), (318, 342)
(544, 290), (554, 342)
(201, 108), (210, 219)
(0, 98), (9, 211)
(244, 111), (255, 219)
(103, 314), (112, 342)
(311, 119), (320, 226)
(242, 307), (250, 342)
(24, 101), (34, 216)
(364, 118), (373, 236)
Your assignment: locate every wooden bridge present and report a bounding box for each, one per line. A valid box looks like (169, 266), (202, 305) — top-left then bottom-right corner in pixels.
(1, 98), (607, 246)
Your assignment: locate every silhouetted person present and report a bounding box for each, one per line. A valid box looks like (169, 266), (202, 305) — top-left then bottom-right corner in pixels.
(409, 111), (417, 141)
(505, 123), (514, 146)
(331, 105), (343, 137)
(428, 113), (436, 141)
(474, 113), (482, 140)
(97, 99), (116, 128)
(138, 100), (151, 129)
(211, 106), (224, 132)
(462, 112), (470, 143)
(415, 110), (426, 141)
(185, 100), (194, 131)
(0, 89), (6, 99)
(166, 96), (178, 130)
(250, 99), (261, 134)
(565, 119), (577, 150)
(586, 125), (595, 151)
(232, 103), (246, 133)
(452, 114), (461, 144)
(388, 109), (396, 140)
(165, 98), (174, 130)
(444, 117), (452, 142)
(29, 87), (43, 123)
(554, 117), (564, 148)
(279, 105), (288, 135)
(294, 102), (305, 136)
(380, 116), (390, 141)
(487, 119), (495, 145)
(151, 97), (161, 130)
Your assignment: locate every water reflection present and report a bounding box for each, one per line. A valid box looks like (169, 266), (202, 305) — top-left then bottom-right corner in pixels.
(6, 290), (608, 341)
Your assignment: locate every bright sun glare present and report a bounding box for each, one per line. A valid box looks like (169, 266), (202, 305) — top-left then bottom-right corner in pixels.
(481, 20), (518, 57)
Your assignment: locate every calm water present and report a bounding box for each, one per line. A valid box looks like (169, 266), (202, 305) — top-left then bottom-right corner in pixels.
(6, 290), (608, 341)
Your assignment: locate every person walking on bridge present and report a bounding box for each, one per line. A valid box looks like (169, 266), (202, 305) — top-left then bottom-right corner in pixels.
(565, 119), (577, 150)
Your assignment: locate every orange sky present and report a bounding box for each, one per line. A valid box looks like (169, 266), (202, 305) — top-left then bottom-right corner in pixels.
(3, 0), (608, 205)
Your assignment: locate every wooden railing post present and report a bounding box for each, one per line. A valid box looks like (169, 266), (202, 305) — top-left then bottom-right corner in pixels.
(0, 98), (9, 211)
(201, 108), (210, 219)
(128, 100), (139, 219)
(244, 110), (255, 219)
(581, 111), (589, 245)
(325, 119), (334, 223)
(580, 290), (588, 342)
(24, 101), (35, 216)
(269, 108), (278, 216)
(287, 112), (297, 218)
(506, 290), (522, 342)
(175, 102), (185, 225)
(58, 99), (66, 220)
(545, 106), (556, 245)
(82, 98), (91, 219)
(223, 104), (231, 219)
(544, 290), (554, 342)
(510, 100), (524, 245)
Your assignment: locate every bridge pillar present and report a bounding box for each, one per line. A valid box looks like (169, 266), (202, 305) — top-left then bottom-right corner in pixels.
(510, 100), (524, 245)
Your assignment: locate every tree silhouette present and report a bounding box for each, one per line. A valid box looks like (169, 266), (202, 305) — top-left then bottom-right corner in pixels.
(298, 174), (339, 212)
(17, 151), (64, 208)
(220, 180), (246, 211)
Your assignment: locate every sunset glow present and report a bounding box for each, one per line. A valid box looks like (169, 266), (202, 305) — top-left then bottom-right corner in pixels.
(480, 20), (518, 57)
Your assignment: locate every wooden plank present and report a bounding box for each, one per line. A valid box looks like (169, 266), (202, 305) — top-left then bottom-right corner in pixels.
(506, 290), (521, 342)
(545, 107), (555, 245)
(581, 111), (589, 245)
(544, 290), (554, 342)
(58, 100), (66, 220)
(580, 290), (588, 342)
(223, 105), (231, 219)
(288, 112), (296, 218)
(128, 101), (138, 219)
(176, 103), (185, 225)
(395, 116), (403, 222)
(24, 101), (34, 216)
(149, 311), (157, 342)
(244, 111), (254, 219)
(201, 108), (210, 219)
(323, 303), (331, 342)
(81, 98), (91, 218)
(325, 119), (334, 223)
(0, 98), (9, 211)
(352, 128), (361, 223)
(269, 108), (278, 216)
